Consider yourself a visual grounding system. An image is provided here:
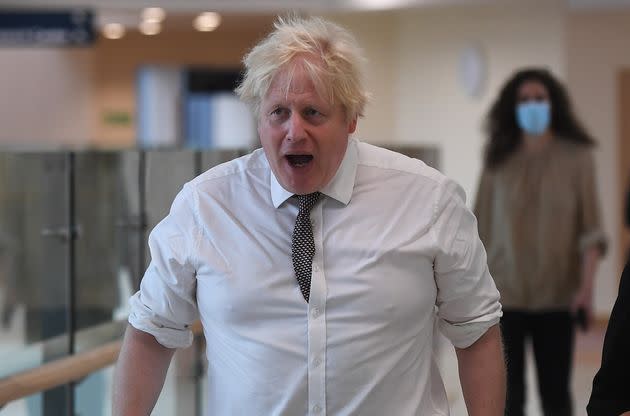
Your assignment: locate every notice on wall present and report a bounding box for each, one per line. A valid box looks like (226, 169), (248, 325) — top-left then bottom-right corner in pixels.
(0, 9), (94, 47)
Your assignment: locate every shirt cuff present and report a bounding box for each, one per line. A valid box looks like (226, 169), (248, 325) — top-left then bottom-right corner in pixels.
(579, 229), (608, 256)
(128, 292), (194, 349)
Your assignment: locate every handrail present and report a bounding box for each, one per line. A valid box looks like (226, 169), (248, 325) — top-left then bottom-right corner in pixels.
(0, 321), (203, 406)
(0, 320), (127, 379)
(0, 340), (121, 405)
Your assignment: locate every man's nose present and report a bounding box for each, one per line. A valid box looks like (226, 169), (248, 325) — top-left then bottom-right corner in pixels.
(287, 113), (306, 141)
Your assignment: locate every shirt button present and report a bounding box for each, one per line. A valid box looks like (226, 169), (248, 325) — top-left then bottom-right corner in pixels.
(313, 404), (322, 414)
(313, 357), (322, 367)
(313, 264), (320, 272)
(311, 307), (320, 318)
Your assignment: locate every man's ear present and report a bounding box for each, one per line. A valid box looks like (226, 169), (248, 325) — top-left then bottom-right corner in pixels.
(348, 116), (358, 134)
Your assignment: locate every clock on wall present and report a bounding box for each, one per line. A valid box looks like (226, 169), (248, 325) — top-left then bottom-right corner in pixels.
(458, 43), (487, 98)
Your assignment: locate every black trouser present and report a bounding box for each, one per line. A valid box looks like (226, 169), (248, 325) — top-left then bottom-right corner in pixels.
(502, 310), (575, 416)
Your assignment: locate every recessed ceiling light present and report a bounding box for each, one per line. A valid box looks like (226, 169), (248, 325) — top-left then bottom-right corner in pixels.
(193, 12), (221, 32)
(102, 23), (125, 39)
(348, 0), (408, 10)
(141, 7), (166, 23)
(139, 20), (161, 36)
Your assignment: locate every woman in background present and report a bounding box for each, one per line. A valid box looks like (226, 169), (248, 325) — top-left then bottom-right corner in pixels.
(474, 68), (607, 416)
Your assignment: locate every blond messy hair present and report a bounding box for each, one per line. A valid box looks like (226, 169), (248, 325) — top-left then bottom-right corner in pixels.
(235, 15), (370, 121)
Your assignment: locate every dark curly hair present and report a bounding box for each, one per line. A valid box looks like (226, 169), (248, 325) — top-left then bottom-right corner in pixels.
(483, 68), (595, 169)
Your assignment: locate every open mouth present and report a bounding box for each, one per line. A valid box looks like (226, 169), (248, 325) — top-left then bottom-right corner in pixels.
(286, 154), (313, 167)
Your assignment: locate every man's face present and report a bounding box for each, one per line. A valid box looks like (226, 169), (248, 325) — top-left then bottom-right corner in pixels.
(258, 62), (357, 195)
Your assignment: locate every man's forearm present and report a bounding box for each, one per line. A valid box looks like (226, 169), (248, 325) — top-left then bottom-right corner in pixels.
(455, 324), (506, 416)
(112, 325), (175, 416)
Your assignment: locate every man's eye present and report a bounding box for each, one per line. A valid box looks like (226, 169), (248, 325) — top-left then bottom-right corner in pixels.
(271, 108), (287, 117)
(304, 108), (321, 117)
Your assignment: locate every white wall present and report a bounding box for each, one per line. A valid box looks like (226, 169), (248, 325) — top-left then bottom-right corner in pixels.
(325, 12), (397, 145)
(0, 49), (94, 148)
(393, 3), (567, 199)
(567, 11), (630, 314)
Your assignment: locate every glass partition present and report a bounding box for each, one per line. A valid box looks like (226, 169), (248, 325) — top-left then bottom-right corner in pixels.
(143, 150), (197, 272)
(75, 152), (127, 326)
(0, 152), (71, 415)
(74, 153), (127, 416)
(200, 148), (247, 172)
(116, 150), (144, 296)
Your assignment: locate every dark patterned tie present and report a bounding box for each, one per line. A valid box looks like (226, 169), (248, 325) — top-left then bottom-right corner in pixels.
(292, 192), (321, 302)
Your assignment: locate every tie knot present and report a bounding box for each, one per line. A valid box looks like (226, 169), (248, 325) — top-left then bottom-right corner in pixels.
(297, 192), (320, 213)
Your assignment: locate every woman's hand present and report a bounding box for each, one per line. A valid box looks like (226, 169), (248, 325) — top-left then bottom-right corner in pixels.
(571, 283), (593, 331)
(572, 246), (601, 331)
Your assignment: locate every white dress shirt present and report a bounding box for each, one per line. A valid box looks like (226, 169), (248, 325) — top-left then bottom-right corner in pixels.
(129, 137), (502, 416)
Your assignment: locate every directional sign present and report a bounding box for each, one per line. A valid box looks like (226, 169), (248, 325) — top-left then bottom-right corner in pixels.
(0, 9), (95, 47)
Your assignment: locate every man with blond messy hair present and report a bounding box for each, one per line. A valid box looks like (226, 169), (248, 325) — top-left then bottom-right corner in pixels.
(113, 15), (505, 415)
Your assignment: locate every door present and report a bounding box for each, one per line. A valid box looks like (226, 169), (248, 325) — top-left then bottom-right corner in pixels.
(618, 70), (630, 266)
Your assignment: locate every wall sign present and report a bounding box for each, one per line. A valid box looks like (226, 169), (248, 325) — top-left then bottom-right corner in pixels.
(0, 9), (94, 47)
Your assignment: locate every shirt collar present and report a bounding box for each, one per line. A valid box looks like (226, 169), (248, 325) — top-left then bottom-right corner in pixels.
(270, 138), (358, 208)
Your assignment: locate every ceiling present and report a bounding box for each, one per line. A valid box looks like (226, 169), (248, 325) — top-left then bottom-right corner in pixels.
(3, 0), (483, 13)
(2, 0), (630, 13)
(2, 0), (630, 30)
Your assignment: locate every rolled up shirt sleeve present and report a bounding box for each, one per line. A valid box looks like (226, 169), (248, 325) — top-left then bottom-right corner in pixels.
(128, 184), (200, 349)
(432, 177), (502, 349)
(577, 150), (608, 256)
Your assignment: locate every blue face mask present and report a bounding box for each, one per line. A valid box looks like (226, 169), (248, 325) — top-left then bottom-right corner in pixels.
(516, 101), (551, 136)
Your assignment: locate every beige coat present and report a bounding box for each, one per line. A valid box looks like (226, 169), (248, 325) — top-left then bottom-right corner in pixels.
(474, 138), (607, 310)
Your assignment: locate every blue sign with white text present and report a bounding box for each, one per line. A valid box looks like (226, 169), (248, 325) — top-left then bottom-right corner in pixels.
(0, 9), (94, 47)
